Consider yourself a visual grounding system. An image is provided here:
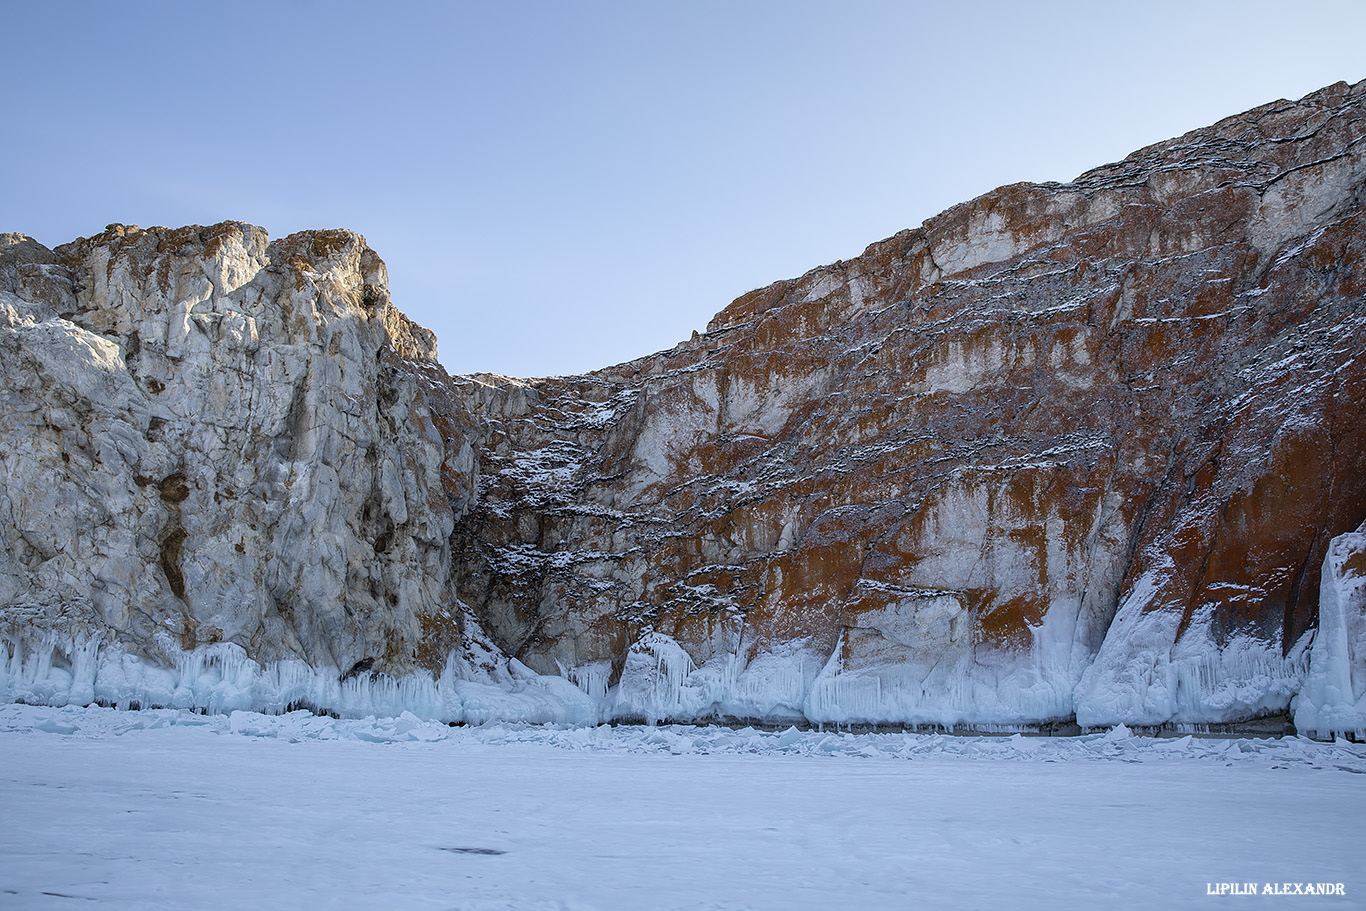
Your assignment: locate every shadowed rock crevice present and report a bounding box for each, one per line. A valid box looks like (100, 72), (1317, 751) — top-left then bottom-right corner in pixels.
(159, 526), (187, 601)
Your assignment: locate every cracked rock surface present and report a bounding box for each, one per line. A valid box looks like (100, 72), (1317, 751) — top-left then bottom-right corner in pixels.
(0, 224), (476, 678)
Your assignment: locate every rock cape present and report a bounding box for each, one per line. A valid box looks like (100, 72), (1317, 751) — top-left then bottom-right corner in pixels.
(2, 80), (1365, 733)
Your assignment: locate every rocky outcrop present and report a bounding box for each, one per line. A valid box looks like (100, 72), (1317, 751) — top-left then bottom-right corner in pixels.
(0, 224), (477, 686)
(2, 80), (1365, 732)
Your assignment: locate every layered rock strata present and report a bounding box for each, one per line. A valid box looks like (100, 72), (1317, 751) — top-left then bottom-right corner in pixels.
(3, 80), (1365, 733)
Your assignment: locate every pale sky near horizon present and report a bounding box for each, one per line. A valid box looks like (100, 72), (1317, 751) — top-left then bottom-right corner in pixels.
(5, 1), (1365, 377)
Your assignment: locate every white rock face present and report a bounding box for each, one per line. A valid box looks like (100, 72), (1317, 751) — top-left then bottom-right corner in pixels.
(0, 224), (475, 680)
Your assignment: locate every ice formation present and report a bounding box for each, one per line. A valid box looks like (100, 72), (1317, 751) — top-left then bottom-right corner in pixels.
(0, 616), (1340, 734)
(1295, 527), (1366, 738)
(0, 635), (598, 726)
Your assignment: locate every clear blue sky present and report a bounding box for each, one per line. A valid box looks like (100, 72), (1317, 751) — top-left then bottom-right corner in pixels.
(5, 1), (1364, 377)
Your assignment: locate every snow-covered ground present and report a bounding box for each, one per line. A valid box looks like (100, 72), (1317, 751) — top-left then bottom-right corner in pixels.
(1, 705), (1362, 910)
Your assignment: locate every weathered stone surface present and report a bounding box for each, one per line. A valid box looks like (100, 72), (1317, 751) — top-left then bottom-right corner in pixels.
(2, 79), (1365, 730)
(452, 79), (1366, 727)
(0, 223), (476, 680)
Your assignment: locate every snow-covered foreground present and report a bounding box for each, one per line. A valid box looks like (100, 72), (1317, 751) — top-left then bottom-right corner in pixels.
(1, 705), (1363, 910)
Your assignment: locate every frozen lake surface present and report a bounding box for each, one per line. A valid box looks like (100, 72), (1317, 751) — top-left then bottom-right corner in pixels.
(1, 704), (1363, 909)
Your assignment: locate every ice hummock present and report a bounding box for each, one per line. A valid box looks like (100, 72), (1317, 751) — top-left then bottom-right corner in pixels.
(4, 700), (1365, 770)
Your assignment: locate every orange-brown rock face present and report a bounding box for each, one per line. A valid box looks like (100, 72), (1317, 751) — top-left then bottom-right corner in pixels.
(447, 79), (1366, 726)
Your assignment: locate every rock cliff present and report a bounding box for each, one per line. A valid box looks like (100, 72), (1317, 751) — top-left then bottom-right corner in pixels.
(3, 80), (1365, 734)
(0, 224), (484, 696)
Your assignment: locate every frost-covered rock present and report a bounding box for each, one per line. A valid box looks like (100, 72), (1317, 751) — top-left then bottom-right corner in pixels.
(454, 79), (1366, 728)
(0, 224), (476, 680)
(4, 80), (1366, 729)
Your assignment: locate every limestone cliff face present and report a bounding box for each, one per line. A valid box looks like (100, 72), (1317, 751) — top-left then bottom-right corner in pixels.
(2, 80), (1365, 731)
(0, 224), (477, 683)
